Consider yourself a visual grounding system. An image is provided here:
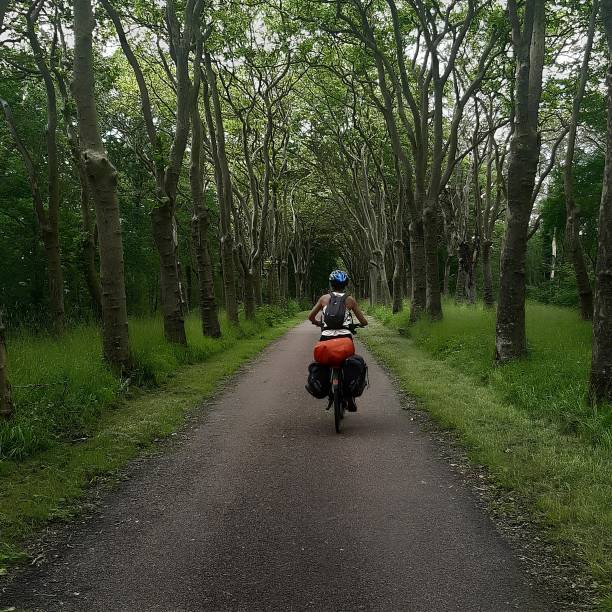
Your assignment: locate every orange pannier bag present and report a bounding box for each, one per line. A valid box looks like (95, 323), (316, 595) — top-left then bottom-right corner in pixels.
(314, 337), (355, 367)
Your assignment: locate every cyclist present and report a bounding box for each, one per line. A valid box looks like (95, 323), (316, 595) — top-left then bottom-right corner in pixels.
(308, 270), (368, 411)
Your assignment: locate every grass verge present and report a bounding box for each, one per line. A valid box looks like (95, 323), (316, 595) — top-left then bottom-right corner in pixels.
(361, 311), (612, 610)
(0, 309), (304, 571)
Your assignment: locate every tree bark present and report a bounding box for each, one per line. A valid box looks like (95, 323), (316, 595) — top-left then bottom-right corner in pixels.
(423, 203), (442, 318)
(455, 264), (466, 302)
(72, 0), (130, 368)
(151, 205), (186, 343)
(190, 106), (220, 338)
(202, 52), (239, 324)
(409, 220), (427, 321)
(482, 241), (494, 307)
(495, 0), (545, 361)
(0, 311), (12, 420)
(564, 0), (599, 320)
(54, 55), (103, 319)
(243, 271), (256, 320)
(590, 0), (612, 403)
(392, 181), (405, 313)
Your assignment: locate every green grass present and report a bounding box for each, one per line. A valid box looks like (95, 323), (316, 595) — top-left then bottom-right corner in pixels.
(362, 303), (612, 608)
(1, 303), (299, 460)
(0, 305), (303, 569)
(369, 301), (612, 448)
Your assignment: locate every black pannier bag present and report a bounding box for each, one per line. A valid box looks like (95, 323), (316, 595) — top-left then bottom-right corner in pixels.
(342, 355), (368, 397)
(306, 362), (331, 399)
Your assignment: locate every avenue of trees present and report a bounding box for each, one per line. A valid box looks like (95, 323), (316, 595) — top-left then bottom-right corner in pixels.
(1, 0), (611, 416)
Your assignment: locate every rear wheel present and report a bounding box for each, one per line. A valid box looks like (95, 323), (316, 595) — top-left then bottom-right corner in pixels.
(333, 385), (343, 433)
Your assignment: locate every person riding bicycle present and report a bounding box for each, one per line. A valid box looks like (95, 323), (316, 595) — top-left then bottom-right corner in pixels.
(308, 270), (368, 411)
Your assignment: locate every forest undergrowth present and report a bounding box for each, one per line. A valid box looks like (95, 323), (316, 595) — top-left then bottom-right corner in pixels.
(0, 302), (301, 461)
(362, 301), (612, 608)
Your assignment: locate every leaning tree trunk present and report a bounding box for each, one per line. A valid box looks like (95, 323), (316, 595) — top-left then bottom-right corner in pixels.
(495, 0), (545, 361)
(73, 0), (130, 369)
(0, 312), (12, 419)
(590, 0), (612, 404)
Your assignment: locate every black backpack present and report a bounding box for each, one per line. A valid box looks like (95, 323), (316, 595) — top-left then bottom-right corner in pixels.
(342, 355), (368, 397)
(306, 362), (331, 399)
(324, 293), (347, 330)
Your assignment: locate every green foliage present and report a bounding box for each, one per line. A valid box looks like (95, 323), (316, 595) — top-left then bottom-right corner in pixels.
(0, 303), (300, 461)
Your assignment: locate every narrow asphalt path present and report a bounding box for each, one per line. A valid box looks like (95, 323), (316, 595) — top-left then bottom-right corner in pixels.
(3, 321), (546, 612)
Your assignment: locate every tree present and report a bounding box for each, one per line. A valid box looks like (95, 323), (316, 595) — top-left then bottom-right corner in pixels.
(189, 32), (221, 337)
(564, 0), (599, 320)
(101, 0), (204, 344)
(201, 50), (239, 324)
(72, 0), (130, 368)
(1, 1), (65, 333)
(495, 0), (546, 361)
(589, 0), (612, 403)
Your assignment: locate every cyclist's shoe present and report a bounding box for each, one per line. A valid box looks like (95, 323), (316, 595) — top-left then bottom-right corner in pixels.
(347, 396), (357, 412)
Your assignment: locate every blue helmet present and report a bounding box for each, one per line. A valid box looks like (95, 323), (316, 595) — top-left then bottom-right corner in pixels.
(329, 269), (349, 284)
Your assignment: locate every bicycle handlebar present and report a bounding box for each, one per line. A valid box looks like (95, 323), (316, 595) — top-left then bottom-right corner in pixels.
(315, 321), (363, 333)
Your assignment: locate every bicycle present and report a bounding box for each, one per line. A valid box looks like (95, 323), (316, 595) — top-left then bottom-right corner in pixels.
(317, 322), (362, 433)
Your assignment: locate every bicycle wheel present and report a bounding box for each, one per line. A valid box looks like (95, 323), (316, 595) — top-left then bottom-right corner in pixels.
(334, 385), (342, 433)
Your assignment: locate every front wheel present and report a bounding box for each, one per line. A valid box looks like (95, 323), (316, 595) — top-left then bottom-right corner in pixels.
(333, 385), (343, 433)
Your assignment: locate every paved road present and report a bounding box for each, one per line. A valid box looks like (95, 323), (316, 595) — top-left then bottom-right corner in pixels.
(3, 322), (546, 612)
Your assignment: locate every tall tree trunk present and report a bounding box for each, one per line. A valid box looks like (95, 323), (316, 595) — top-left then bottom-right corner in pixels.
(41, 229), (65, 333)
(565, 0), (599, 320)
(72, 0), (130, 368)
(409, 220), (427, 322)
(78, 171), (102, 318)
(455, 264), (466, 302)
(190, 102), (220, 338)
(0, 311), (12, 420)
(496, 0), (545, 361)
(56, 67), (102, 318)
(423, 204), (442, 319)
(392, 192), (404, 313)
(244, 271), (256, 320)
(203, 53), (239, 324)
(151, 206), (187, 344)
(590, 0), (612, 404)
(443, 254), (452, 296)
(253, 265), (263, 306)
(280, 257), (289, 303)
(482, 240), (494, 307)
